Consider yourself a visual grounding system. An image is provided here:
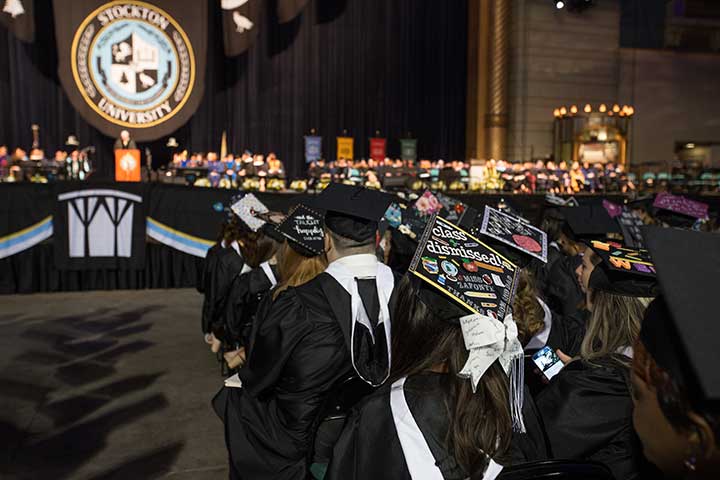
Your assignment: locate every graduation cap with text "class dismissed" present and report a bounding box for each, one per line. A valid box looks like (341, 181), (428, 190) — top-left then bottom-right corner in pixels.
(586, 240), (657, 297)
(315, 183), (394, 242)
(277, 204), (324, 257)
(641, 227), (720, 409)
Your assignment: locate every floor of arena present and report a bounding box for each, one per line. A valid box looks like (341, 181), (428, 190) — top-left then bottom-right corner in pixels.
(0, 289), (227, 479)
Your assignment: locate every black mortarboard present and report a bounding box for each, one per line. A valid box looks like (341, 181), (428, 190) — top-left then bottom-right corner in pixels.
(641, 227), (720, 408)
(408, 215), (519, 323)
(261, 222), (285, 243)
(585, 240), (658, 297)
(277, 204), (325, 257)
(560, 204), (621, 240)
(317, 183), (394, 242)
(474, 206), (548, 265)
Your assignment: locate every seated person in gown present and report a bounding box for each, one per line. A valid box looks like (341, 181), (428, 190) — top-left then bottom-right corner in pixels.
(214, 184), (396, 479)
(632, 227), (720, 480)
(328, 215), (549, 480)
(536, 240), (657, 480)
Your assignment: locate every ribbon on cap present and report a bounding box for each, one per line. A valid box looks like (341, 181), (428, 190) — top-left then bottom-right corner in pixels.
(458, 312), (526, 432)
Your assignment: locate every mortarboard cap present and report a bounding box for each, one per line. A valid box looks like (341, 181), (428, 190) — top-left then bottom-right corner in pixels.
(641, 227), (720, 408)
(408, 214), (519, 323)
(560, 204), (621, 240)
(585, 240), (657, 297)
(316, 183), (394, 243)
(277, 204), (325, 257)
(230, 193), (268, 232)
(473, 206), (548, 265)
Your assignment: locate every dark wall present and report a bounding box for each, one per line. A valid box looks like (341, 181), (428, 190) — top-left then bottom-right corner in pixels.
(0, 0), (468, 179)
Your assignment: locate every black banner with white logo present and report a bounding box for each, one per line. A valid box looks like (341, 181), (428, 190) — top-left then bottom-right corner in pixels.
(221, 0), (262, 57)
(54, 183), (147, 270)
(0, 0), (34, 42)
(52, 0), (207, 141)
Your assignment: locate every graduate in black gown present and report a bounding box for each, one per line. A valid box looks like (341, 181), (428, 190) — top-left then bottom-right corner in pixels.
(536, 240), (658, 480)
(632, 227), (720, 479)
(214, 184), (396, 479)
(328, 215), (549, 480)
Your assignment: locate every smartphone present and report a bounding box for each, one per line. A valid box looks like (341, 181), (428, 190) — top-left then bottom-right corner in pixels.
(532, 346), (564, 381)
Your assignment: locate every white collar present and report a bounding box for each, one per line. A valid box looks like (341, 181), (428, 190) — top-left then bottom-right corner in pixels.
(525, 297), (553, 351)
(329, 253), (379, 278)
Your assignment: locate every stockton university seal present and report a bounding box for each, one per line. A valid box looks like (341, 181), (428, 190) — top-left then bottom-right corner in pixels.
(71, 1), (195, 129)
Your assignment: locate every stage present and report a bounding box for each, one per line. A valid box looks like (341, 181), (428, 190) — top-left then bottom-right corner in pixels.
(1, 181), (717, 294)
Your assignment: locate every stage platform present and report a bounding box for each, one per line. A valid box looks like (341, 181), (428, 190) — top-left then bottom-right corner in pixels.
(0, 288), (228, 479)
(1, 182), (717, 294)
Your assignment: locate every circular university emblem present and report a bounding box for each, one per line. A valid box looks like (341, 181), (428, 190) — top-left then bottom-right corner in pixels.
(71, 1), (195, 129)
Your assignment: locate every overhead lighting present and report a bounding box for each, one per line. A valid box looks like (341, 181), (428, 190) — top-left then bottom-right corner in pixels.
(570, 105), (578, 114)
(686, 143), (695, 149)
(599, 104), (607, 113)
(560, 106), (567, 116)
(584, 104), (592, 113)
(556, 1), (565, 9)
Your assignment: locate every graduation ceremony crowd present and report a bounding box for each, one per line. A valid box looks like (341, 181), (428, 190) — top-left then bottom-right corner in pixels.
(198, 181), (720, 480)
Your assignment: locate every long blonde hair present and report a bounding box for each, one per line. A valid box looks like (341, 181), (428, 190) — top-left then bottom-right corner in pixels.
(273, 241), (328, 299)
(580, 290), (652, 367)
(512, 270), (545, 346)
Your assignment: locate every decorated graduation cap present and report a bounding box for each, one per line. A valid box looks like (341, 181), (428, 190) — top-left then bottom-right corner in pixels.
(653, 192), (709, 229)
(230, 193), (269, 232)
(560, 204), (621, 240)
(316, 183), (394, 242)
(473, 205), (548, 266)
(585, 240), (657, 297)
(641, 227), (720, 410)
(277, 204), (325, 257)
(408, 214), (526, 431)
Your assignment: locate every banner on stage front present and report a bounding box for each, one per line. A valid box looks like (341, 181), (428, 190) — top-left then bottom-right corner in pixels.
(337, 136), (354, 160)
(369, 137), (386, 162)
(400, 138), (417, 161)
(305, 136), (322, 163)
(53, 0), (208, 141)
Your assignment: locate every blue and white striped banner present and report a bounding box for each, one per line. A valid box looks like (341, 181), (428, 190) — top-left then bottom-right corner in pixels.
(146, 217), (214, 258)
(0, 216), (54, 259)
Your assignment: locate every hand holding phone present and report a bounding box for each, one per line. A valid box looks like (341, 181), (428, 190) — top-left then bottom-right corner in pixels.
(532, 346), (565, 381)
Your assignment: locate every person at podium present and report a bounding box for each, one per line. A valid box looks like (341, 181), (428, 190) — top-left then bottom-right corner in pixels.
(114, 130), (137, 150)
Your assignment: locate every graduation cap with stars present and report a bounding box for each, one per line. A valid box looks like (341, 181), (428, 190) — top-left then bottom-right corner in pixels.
(641, 227), (720, 410)
(277, 204), (325, 257)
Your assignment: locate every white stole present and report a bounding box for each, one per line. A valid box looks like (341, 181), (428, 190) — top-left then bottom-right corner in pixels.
(325, 258), (394, 385)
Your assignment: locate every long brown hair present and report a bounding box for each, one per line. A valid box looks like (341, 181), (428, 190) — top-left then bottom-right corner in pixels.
(238, 231), (279, 268)
(580, 289), (652, 367)
(512, 270), (545, 346)
(390, 276), (513, 474)
(273, 242), (328, 298)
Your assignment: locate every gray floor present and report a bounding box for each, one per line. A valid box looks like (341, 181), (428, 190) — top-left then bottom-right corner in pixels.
(0, 289), (229, 479)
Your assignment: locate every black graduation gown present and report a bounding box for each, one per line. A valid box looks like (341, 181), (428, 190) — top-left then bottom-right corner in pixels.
(222, 264), (278, 347)
(206, 247), (246, 337)
(544, 254), (584, 317)
(535, 356), (641, 480)
(199, 243), (224, 333)
(326, 372), (549, 480)
(214, 272), (390, 480)
(544, 308), (588, 358)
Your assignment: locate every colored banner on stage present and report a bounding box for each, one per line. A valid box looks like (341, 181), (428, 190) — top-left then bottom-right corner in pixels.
(369, 137), (387, 162)
(305, 135), (322, 163)
(400, 138), (417, 161)
(337, 136), (354, 160)
(53, 0), (208, 141)
(221, 0), (261, 56)
(0, 0), (34, 42)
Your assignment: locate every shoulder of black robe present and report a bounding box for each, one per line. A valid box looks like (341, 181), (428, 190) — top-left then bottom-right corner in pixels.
(223, 266), (275, 346)
(535, 357), (640, 480)
(545, 308), (588, 358)
(197, 242), (222, 294)
(208, 248), (245, 332)
(544, 255), (584, 316)
(200, 244), (227, 333)
(327, 373), (549, 480)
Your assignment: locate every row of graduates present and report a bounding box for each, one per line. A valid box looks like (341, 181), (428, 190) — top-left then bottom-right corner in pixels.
(198, 182), (720, 480)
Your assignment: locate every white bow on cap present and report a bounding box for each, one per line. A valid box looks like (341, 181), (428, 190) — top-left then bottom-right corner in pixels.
(458, 312), (526, 432)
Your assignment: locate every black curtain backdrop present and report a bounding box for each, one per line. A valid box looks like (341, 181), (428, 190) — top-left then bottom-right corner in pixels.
(0, 0), (468, 180)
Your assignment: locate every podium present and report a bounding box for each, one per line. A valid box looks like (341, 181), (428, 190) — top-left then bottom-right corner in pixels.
(115, 149), (141, 182)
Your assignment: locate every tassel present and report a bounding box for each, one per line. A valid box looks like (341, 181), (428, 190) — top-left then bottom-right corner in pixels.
(509, 354), (526, 433)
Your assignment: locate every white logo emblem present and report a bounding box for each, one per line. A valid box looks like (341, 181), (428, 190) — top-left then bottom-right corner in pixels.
(58, 189), (142, 258)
